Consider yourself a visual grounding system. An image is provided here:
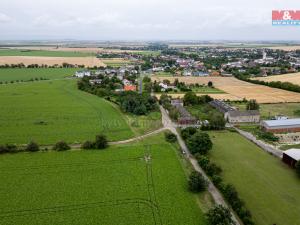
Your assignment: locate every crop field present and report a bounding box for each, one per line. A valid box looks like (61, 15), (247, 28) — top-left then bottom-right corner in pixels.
(231, 102), (300, 119)
(253, 72), (300, 85)
(208, 131), (300, 225)
(0, 68), (77, 82)
(100, 58), (134, 67)
(152, 76), (300, 103)
(0, 79), (134, 145)
(0, 134), (206, 225)
(267, 45), (300, 51)
(0, 56), (106, 67)
(0, 49), (94, 57)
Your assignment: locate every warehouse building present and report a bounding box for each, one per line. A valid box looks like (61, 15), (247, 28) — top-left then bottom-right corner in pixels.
(282, 149), (300, 167)
(261, 118), (300, 133)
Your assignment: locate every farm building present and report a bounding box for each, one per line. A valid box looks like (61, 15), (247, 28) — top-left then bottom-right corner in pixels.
(261, 118), (300, 133)
(171, 99), (197, 125)
(209, 100), (260, 123)
(226, 110), (260, 123)
(282, 149), (300, 167)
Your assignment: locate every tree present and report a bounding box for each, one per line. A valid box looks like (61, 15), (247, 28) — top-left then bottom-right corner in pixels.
(181, 127), (197, 140)
(53, 141), (70, 151)
(94, 134), (108, 149)
(81, 141), (95, 150)
(164, 131), (177, 143)
(188, 171), (207, 192)
(208, 81), (213, 87)
(296, 161), (300, 178)
(206, 205), (235, 225)
(183, 91), (198, 106)
(209, 112), (226, 130)
(246, 99), (259, 110)
(187, 132), (213, 155)
(26, 141), (39, 152)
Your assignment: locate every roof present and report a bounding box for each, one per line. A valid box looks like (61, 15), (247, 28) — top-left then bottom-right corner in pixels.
(228, 110), (260, 117)
(283, 149), (300, 161)
(263, 118), (300, 127)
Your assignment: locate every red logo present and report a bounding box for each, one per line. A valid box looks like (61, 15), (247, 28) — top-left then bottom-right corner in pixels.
(272, 10), (300, 20)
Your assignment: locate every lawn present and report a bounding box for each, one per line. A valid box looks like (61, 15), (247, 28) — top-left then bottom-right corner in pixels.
(231, 102), (300, 119)
(0, 134), (206, 225)
(0, 49), (94, 57)
(0, 79), (134, 145)
(208, 131), (300, 225)
(0, 68), (77, 82)
(187, 104), (222, 121)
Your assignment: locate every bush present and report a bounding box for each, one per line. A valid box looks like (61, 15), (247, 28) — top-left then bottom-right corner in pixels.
(0, 144), (18, 154)
(164, 131), (177, 143)
(188, 171), (207, 193)
(26, 141), (39, 152)
(206, 205), (234, 225)
(94, 134), (108, 149)
(81, 141), (95, 150)
(53, 141), (71, 151)
(296, 161), (300, 178)
(181, 127), (197, 140)
(186, 132), (212, 155)
(206, 163), (222, 177)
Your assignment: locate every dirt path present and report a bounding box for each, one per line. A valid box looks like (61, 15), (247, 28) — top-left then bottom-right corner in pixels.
(160, 106), (242, 225)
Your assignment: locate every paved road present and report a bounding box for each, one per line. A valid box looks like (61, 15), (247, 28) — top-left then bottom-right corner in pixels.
(160, 106), (242, 225)
(235, 128), (283, 158)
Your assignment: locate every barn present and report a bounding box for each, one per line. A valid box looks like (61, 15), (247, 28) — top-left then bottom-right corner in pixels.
(282, 149), (300, 168)
(261, 118), (300, 133)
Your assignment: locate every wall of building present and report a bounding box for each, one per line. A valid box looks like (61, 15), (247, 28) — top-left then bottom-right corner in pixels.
(228, 115), (260, 123)
(263, 126), (300, 133)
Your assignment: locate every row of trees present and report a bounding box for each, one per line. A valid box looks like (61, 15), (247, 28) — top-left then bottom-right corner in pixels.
(0, 77), (49, 85)
(237, 76), (300, 93)
(0, 63), (86, 69)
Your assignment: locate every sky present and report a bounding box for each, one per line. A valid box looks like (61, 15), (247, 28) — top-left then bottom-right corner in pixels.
(0, 0), (300, 41)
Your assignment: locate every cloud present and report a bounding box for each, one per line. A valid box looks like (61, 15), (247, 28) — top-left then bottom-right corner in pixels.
(0, 13), (12, 23)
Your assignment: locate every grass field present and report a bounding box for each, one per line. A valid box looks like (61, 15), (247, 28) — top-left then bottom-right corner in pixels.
(0, 79), (134, 145)
(0, 49), (94, 57)
(0, 68), (77, 82)
(0, 134), (206, 225)
(208, 131), (300, 225)
(231, 102), (300, 119)
(101, 58), (134, 67)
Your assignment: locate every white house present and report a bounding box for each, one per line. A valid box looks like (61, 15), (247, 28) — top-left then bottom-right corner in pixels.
(75, 70), (91, 78)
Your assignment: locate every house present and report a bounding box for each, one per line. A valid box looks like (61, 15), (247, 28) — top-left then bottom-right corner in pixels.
(183, 69), (193, 76)
(122, 79), (131, 86)
(261, 118), (300, 133)
(171, 99), (183, 107)
(124, 85), (137, 91)
(193, 71), (209, 76)
(209, 100), (236, 114)
(75, 70), (91, 78)
(282, 149), (300, 167)
(226, 110), (260, 123)
(89, 79), (102, 85)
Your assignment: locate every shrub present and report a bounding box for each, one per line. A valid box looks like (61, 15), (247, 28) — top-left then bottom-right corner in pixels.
(81, 141), (95, 150)
(188, 171), (207, 193)
(206, 162), (222, 177)
(206, 205), (234, 225)
(181, 127), (197, 140)
(0, 144), (18, 154)
(26, 141), (39, 152)
(164, 131), (177, 143)
(53, 141), (71, 151)
(186, 132), (212, 155)
(94, 134), (108, 149)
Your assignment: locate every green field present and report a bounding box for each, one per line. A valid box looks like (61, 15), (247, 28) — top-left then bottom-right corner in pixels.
(0, 79), (134, 145)
(231, 102), (300, 119)
(101, 59), (134, 67)
(208, 131), (300, 225)
(0, 134), (206, 225)
(0, 49), (94, 57)
(0, 68), (77, 82)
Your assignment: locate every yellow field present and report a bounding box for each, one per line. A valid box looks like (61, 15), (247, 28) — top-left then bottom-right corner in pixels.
(0, 56), (106, 67)
(253, 72), (300, 85)
(267, 46), (300, 51)
(152, 76), (300, 103)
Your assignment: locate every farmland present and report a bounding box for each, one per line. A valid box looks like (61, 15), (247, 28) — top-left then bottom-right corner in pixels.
(152, 76), (300, 103)
(0, 134), (206, 225)
(0, 49), (94, 57)
(100, 58), (134, 67)
(0, 79), (134, 145)
(253, 72), (300, 85)
(0, 68), (77, 82)
(208, 131), (300, 225)
(0, 56), (106, 67)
